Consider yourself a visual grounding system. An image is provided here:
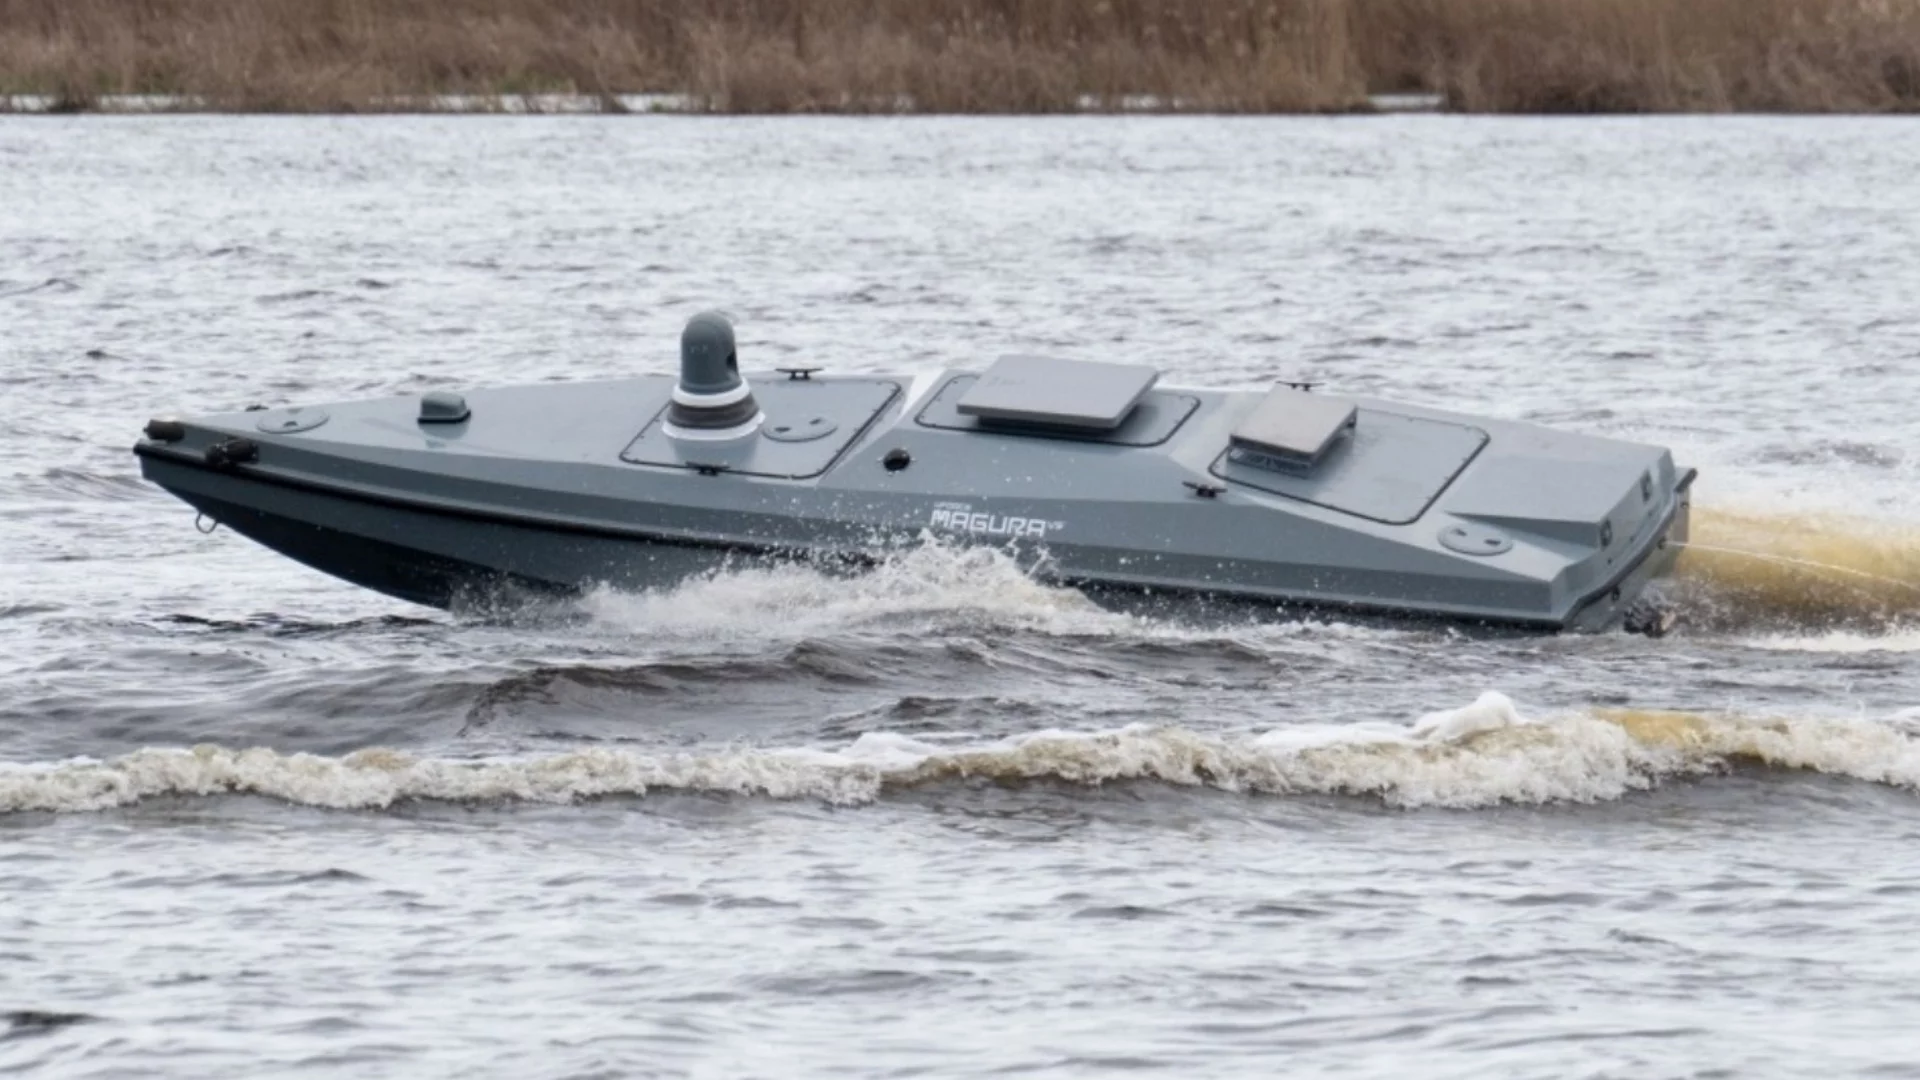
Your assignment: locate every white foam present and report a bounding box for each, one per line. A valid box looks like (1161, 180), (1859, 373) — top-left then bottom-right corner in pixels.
(1739, 627), (1920, 653)
(1409, 690), (1530, 740)
(577, 540), (1111, 637)
(573, 539), (1407, 652)
(6, 693), (1917, 815)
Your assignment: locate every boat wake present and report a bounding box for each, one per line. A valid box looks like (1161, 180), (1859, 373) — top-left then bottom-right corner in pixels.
(6, 693), (1915, 815)
(564, 507), (1920, 646)
(569, 540), (1401, 647)
(1673, 507), (1920, 633)
(576, 542), (1113, 637)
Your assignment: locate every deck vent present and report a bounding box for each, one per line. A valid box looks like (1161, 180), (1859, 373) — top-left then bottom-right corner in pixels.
(418, 392), (470, 424)
(956, 355), (1159, 432)
(1228, 385), (1357, 473)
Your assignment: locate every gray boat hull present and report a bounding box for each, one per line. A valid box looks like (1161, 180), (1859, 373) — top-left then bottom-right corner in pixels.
(135, 360), (1692, 633)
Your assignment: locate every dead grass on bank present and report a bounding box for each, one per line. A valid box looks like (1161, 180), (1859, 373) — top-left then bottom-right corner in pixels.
(680, 10), (1359, 114)
(0, 0), (1916, 113)
(1352, 0), (1920, 112)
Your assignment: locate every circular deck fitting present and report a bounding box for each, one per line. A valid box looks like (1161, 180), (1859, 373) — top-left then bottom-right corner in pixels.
(763, 416), (838, 443)
(255, 407), (330, 434)
(1439, 522), (1513, 556)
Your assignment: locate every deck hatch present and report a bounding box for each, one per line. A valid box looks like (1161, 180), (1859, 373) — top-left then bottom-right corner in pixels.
(1229, 386), (1356, 472)
(956, 355), (1159, 431)
(621, 377), (900, 480)
(1211, 409), (1487, 525)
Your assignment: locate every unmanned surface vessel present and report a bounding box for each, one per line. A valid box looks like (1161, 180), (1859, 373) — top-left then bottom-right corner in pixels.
(135, 313), (1692, 633)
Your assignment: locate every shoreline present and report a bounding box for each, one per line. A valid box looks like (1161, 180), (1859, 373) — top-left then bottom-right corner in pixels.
(0, 91), (1452, 116)
(4, 0), (1917, 115)
(10, 91), (1920, 117)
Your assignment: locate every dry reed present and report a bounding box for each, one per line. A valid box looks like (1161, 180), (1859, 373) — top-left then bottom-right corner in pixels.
(1, 0), (1915, 112)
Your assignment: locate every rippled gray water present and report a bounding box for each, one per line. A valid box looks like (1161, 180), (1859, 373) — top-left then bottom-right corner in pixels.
(4, 116), (1920, 1077)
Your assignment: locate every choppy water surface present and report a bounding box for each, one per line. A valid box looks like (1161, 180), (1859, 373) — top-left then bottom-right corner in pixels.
(4, 117), (1920, 1077)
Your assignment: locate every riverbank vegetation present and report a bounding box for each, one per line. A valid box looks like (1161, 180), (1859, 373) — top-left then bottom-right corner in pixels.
(2, 0), (1916, 113)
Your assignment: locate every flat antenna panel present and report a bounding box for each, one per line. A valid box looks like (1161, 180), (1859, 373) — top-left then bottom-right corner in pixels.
(1229, 386), (1357, 471)
(956, 355), (1159, 431)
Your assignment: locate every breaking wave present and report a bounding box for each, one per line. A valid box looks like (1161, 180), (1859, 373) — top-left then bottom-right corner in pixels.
(577, 542), (1120, 637)
(1737, 627), (1920, 653)
(572, 540), (1403, 646)
(6, 693), (1916, 815)
(1675, 507), (1920, 630)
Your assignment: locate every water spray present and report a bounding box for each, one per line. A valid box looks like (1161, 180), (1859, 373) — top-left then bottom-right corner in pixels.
(1667, 539), (1920, 599)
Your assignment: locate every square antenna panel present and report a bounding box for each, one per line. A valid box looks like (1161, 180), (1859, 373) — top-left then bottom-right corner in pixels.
(1229, 385), (1357, 471)
(956, 355), (1160, 431)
